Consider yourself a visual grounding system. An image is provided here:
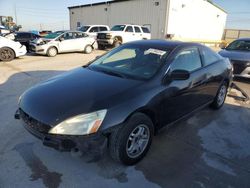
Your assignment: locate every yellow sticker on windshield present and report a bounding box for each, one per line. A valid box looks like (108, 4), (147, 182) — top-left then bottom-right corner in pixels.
(144, 48), (166, 56)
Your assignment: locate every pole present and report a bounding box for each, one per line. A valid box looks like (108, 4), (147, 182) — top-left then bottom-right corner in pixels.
(14, 4), (18, 25)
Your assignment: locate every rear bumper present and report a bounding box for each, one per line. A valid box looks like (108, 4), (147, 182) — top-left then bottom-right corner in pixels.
(15, 109), (107, 154)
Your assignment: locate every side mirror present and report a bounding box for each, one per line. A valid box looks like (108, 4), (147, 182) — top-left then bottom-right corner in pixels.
(59, 37), (64, 42)
(169, 69), (190, 80)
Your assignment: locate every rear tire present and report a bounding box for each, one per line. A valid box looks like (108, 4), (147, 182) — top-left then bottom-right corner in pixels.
(47, 47), (57, 57)
(109, 113), (154, 165)
(0, 47), (15, 61)
(210, 81), (228, 109)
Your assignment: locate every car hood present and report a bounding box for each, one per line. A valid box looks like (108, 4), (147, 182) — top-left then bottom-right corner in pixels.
(219, 49), (250, 61)
(19, 67), (142, 126)
(32, 38), (52, 44)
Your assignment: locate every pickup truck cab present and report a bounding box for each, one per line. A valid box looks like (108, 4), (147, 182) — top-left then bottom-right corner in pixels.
(78, 25), (110, 38)
(97, 24), (151, 49)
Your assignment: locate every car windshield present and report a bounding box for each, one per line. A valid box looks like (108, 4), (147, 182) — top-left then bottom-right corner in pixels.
(44, 31), (65, 39)
(79, 26), (90, 32)
(226, 40), (250, 51)
(111, 25), (126, 31)
(89, 45), (170, 80)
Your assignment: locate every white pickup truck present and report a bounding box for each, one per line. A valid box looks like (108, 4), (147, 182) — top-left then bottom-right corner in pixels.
(97, 24), (151, 49)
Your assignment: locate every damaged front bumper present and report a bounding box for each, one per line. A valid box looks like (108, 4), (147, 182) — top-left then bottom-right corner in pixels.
(15, 109), (107, 155)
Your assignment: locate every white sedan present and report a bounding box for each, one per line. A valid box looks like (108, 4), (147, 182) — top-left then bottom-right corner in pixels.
(30, 30), (97, 57)
(0, 36), (27, 61)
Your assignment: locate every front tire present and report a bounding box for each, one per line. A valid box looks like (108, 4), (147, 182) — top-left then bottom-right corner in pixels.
(210, 81), (228, 109)
(0, 47), (15, 61)
(113, 37), (122, 48)
(84, 45), (93, 54)
(109, 113), (154, 165)
(47, 47), (57, 57)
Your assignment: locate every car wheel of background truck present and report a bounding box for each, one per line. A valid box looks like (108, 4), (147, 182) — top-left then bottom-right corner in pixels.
(109, 113), (154, 165)
(113, 37), (121, 47)
(0, 47), (15, 61)
(210, 81), (228, 109)
(98, 44), (105, 50)
(84, 45), (93, 54)
(47, 47), (57, 57)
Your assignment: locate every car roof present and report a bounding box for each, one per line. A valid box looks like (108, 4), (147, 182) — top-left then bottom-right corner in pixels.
(235, 38), (250, 42)
(125, 40), (202, 50)
(84, 25), (109, 27)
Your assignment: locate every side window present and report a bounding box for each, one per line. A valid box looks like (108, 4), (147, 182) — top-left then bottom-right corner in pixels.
(134, 26), (141, 33)
(89, 27), (99, 33)
(75, 32), (87, 38)
(17, 33), (31, 39)
(142, 27), (150, 33)
(99, 27), (108, 31)
(125, 26), (134, 33)
(63, 32), (74, 40)
(202, 47), (221, 66)
(171, 48), (202, 72)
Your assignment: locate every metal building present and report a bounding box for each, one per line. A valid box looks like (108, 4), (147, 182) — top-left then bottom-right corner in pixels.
(68, 0), (227, 42)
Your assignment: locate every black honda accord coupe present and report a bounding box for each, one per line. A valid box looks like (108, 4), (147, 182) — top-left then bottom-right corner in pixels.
(15, 40), (233, 165)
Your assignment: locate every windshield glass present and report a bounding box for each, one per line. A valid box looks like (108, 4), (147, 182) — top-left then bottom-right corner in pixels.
(111, 25), (126, 31)
(226, 40), (250, 51)
(79, 26), (90, 32)
(44, 31), (64, 39)
(89, 45), (170, 80)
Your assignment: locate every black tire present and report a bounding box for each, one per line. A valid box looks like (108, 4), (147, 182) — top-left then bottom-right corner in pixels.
(210, 81), (228, 109)
(113, 37), (122, 48)
(47, 47), (57, 57)
(109, 113), (154, 165)
(84, 45), (93, 54)
(0, 47), (15, 61)
(98, 44), (105, 50)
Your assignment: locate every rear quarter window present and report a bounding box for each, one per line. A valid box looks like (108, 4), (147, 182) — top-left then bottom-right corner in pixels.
(201, 47), (221, 66)
(142, 27), (150, 33)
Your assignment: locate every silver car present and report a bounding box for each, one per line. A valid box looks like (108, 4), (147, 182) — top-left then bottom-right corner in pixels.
(30, 30), (97, 57)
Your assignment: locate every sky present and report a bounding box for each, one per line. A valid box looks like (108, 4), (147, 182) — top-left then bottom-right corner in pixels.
(0, 0), (250, 31)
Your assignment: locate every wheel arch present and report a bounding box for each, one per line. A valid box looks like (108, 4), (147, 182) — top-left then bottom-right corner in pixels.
(114, 36), (123, 43)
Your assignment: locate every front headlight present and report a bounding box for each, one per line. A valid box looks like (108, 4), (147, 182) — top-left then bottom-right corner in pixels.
(49, 109), (107, 135)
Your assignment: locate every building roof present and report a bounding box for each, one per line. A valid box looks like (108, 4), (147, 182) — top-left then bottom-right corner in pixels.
(68, 0), (129, 9)
(68, 0), (226, 13)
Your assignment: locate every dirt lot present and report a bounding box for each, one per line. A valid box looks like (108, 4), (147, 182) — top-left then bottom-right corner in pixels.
(0, 51), (250, 188)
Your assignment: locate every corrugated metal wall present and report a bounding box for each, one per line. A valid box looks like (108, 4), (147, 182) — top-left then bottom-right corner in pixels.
(223, 29), (250, 43)
(69, 0), (169, 39)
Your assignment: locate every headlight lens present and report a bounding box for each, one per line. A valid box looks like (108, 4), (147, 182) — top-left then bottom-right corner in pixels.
(49, 109), (107, 135)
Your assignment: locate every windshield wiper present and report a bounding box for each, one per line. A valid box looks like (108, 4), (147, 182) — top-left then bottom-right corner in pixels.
(100, 69), (127, 78)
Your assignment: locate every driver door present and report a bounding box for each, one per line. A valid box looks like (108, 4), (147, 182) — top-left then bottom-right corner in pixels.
(123, 26), (136, 43)
(159, 47), (208, 126)
(58, 32), (77, 52)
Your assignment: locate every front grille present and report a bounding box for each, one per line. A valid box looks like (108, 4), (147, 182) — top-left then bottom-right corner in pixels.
(97, 33), (107, 39)
(19, 109), (51, 133)
(230, 60), (248, 74)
